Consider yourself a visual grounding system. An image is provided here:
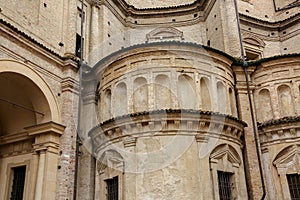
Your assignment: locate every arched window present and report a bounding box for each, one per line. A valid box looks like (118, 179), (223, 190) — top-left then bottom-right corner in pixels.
(178, 75), (196, 109)
(133, 77), (148, 112)
(155, 75), (171, 109)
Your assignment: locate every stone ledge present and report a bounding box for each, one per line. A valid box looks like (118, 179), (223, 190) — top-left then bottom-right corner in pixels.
(258, 117), (300, 146)
(88, 109), (246, 152)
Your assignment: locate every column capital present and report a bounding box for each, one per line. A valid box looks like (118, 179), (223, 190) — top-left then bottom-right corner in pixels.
(25, 121), (65, 149)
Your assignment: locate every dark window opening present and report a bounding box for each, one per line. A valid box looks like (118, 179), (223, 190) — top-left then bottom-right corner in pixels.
(245, 51), (260, 60)
(10, 166), (26, 200)
(218, 171), (233, 200)
(76, 33), (84, 58)
(287, 174), (300, 200)
(106, 176), (118, 200)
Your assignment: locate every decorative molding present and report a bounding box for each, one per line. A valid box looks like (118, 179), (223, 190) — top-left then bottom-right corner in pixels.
(61, 77), (80, 94)
(242, 33), (266, 47)
(273, 144), (300, 174)
(97, 149), (124, 174)
(210, 144), (241, 166)
(89, 110), (245, 153)
(259, 119), (300, 146)
(146, 27), (183, 42)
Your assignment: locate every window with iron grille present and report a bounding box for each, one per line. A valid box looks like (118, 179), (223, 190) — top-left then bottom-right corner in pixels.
(218, 171), (233, 200)
(105, 176), (118, 200)
(10, 166), (26, 200)
(287, 174), (300, 200)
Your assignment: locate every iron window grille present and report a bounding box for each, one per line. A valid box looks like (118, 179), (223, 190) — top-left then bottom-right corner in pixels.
(218, 171), (233, 200)
(105, 176), (118, 200)
(287, 174), (300, 200)
(10, 166), (26, 200)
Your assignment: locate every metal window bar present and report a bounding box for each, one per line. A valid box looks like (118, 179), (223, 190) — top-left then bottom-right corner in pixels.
(287, 174), (300, 200)
(106, 176), (118, 200)
(218, 171), (233, 200)
(10, 166), (26, 200)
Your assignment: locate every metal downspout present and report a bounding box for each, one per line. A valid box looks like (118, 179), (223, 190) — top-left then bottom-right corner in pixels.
(233, 0), (266, 199)
(73, 0), (85, 199)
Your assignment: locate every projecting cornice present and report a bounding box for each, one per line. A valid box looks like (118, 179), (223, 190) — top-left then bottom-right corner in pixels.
(89, 109), (246, 153)
(258, 116), (300, 147)
(90, 0), (216, 26)
(239, 12), (300, 31)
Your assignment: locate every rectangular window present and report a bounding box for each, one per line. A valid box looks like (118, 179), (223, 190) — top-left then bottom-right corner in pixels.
(75, 33), (84, 58)
(10, 166), (26, 200)
(218, 171), (233, 200)
(105, 176), (118, 200)
(287, 174), (300, 200)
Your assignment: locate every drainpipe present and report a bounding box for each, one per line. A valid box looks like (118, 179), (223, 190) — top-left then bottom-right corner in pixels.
(73, 0), (85, 199)
(233, 0), (266, 199)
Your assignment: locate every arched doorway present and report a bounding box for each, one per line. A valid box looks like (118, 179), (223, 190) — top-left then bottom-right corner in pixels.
(0, 60), (64, 200)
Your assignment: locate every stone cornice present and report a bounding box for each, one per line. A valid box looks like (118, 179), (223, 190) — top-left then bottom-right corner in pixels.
(90, 41), (236, 74)
(239, 12), (300, 31)
(258, 116), (300, 129)
(89, 109), (246, 153)
(0, 18), (78, 69)
(61, 77), (80, 94)
(26, 121), (65, 136)
(98, 0), (215, 26)
(111, 0), (209, 16)
(0, 131), (32, 145)
(258, 117), (300, 146)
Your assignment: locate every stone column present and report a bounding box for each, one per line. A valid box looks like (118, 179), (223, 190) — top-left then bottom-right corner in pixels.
(29, 152), (39, 200)
(219, 0), (242, 57)
(26, 121), (65, 200)
(195, 135), (213, 200)
(262, 148), (276, 200)
(35, 150), (46, 200)
(278, 169), (290, 200)
(123, 137), (137, 200)
(62, 0), (77, 58)
(210, 161), (220, 200)
(89, 4), (100, 66)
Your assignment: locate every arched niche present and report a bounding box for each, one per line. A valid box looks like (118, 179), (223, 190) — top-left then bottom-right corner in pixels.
(146, 27), (183, 42)
(133, 77), (148, 112)
(114, 82), (128, 116)
(217, 82), (226, 113)
(0, 60), (60, 135)
(102, 89), (112, 121)
(256, 89), (273, 122)
(155, 74), (171, 109)
(178, 75), (196, 109)
(200, 77), (211, 111)
(277, 85), (294, 117)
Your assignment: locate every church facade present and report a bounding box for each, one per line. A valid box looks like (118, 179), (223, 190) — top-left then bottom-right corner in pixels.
(0, 0), (299, 199)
